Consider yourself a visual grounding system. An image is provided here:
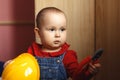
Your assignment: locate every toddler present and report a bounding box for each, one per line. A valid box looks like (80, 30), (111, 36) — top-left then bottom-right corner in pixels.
(27, 7), (101, 80)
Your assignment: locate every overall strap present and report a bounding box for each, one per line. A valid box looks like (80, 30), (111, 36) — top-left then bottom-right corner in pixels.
(59, 52), (66, 61)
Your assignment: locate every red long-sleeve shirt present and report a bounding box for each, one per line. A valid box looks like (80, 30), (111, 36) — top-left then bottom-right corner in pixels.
(27, 42), (92, 80)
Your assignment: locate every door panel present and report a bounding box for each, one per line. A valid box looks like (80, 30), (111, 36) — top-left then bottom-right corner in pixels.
(95, 0), (120, 80)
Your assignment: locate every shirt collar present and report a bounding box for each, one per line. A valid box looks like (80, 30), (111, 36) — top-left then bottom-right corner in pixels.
(33, 42), (70, 57)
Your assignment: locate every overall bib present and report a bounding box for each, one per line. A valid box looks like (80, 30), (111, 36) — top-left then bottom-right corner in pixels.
(35, 52), (67, 80)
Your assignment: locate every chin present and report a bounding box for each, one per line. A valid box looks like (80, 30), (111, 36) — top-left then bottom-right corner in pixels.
(52, 44), (61, 48)
(53, 45), (60, 48)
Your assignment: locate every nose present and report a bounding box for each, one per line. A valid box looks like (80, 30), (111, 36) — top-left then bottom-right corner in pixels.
(55, 31), (60, 37)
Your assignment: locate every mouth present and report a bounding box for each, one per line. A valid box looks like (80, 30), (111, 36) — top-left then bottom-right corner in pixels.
(54, 40), (60, 44)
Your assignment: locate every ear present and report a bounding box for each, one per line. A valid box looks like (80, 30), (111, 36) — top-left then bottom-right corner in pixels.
(34, 27), (40, 35)
(34, 27), (41, 44)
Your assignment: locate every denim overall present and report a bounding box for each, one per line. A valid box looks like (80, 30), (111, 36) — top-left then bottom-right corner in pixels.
(35, 52), (67, 80)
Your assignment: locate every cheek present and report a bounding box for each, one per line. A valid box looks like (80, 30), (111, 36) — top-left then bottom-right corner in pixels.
(62, 33), (67, 41)
(43, 33), (54, 41)
(41, 31), (52, 38)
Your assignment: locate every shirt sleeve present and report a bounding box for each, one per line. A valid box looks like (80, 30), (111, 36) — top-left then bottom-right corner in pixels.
(63, 50), (92, 80)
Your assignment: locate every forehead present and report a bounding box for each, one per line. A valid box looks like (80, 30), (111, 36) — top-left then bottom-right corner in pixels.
(45, 12), (66, 23)
(43, 11), (65, 18)
(41, 12), (66, 24)
(37, 9), (67, 28)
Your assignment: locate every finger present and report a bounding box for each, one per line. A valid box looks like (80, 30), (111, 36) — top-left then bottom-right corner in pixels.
(89, 63), (99, 75)
(4, 60), (12, 68)
(94, 63), (101, 68)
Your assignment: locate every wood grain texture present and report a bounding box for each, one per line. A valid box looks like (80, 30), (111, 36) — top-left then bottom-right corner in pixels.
(95, 0), (120, 80)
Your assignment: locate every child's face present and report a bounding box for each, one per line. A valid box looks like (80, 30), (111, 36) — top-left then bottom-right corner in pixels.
(39, 12), (67, 50)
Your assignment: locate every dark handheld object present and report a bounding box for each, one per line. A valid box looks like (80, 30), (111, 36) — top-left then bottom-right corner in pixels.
(92, 48), (104, 61)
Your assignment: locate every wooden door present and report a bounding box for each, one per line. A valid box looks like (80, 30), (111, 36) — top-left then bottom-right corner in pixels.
(95, 0), (120, 80)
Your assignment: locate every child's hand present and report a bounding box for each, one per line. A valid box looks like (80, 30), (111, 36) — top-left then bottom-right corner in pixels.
(3, 60), (12, 68)
(88, 62), (101, 75)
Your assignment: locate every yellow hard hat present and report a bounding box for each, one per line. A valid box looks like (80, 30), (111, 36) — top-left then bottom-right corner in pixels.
(2, 53), (40, 80)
